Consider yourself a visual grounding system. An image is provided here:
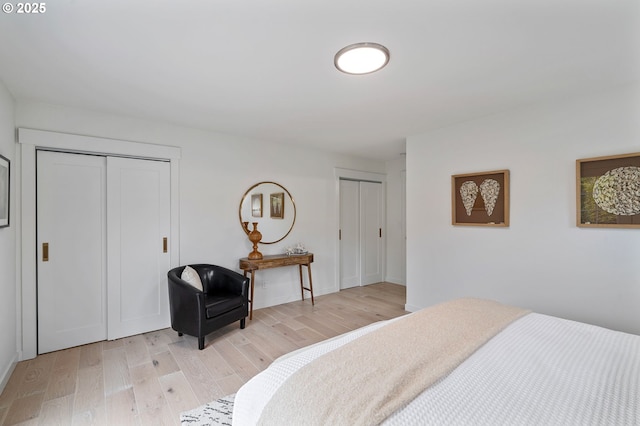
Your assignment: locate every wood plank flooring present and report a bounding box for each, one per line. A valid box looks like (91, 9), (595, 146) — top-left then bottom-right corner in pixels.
(0, 283), (406, 425)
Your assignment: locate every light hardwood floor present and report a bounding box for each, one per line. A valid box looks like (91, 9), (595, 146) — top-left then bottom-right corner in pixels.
(0, 283), (407, 425)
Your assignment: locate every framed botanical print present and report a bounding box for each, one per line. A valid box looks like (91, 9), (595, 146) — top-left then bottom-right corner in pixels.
(452, 169), (509, 227)
(576, 152), (640, 228)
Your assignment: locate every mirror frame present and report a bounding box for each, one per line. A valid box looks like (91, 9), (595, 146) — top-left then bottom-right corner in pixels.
(238, 181), (296, 244)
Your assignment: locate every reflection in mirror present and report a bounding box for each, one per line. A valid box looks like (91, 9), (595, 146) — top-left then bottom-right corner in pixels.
(239, 182), (296, 244)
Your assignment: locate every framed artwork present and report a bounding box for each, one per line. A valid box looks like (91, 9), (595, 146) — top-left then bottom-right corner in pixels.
(0, 154), (9, 228)
(251, 193), (263, 217)
(452, 169), (509, 227)
(576, 152), (640, 228)
(270, 192), (284, 219)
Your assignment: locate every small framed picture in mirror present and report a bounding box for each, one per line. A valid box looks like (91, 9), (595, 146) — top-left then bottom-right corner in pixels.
(270, 192), (284, 219)
(251, 193), (263, 217)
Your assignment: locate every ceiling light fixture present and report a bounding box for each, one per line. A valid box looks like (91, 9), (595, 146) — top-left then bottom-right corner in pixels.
(334, 42), (390, 75)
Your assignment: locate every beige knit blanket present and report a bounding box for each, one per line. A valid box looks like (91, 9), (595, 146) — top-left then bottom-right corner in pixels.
(257, 298), (530, 426)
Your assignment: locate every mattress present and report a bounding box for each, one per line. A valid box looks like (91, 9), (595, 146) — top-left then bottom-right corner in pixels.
(233, 302), (640, 425)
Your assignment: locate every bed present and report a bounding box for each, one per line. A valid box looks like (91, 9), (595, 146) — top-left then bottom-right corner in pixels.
(232, 298), (639, 425)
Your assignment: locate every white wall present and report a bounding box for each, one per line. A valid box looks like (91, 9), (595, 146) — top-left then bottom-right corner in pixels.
(15, 102), (390, 313)
(406, 84), (640, 335)
(0, 79), (17, 391)
(385, 156), (406, 284)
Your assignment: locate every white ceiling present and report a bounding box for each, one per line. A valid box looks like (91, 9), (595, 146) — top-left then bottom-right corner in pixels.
(0, 0), (638, 161)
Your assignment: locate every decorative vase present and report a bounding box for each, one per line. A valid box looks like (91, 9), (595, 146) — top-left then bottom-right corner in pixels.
(247, 222), (263, 260)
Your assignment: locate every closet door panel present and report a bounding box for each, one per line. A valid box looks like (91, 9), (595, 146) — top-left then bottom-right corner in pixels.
(340, 180), (360, 289)
(37, 151), (107, 354)
(360, 181), (383, 285)
(107, 157), (171, 339)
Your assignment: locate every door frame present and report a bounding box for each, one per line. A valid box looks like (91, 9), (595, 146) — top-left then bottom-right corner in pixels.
(18, 128), (181, 360)
(334, 168), (386, 293)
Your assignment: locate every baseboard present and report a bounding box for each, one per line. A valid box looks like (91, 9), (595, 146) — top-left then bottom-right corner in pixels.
(0, 353), (18, 395)
(254, 286), (336, 311)
(404, 303), (421, 313)
(384, 276), (406, 285)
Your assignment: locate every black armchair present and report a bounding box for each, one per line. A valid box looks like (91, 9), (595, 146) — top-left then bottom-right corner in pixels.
(167, 264), (249, 350)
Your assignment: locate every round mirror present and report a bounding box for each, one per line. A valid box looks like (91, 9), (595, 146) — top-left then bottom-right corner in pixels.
(239, 182), (296, 244)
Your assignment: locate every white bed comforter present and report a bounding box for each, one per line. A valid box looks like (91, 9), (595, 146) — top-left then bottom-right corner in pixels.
(233, 313), (640, 425)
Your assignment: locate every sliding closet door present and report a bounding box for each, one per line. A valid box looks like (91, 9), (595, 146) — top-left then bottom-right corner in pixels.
(339, 179), (384, 289)
(360, 181), (384, 285)
(340, 179), (360, 289)
(38, 152), (171, 352)
(106, 157), (171, 339)
(37, 151), (107, 354)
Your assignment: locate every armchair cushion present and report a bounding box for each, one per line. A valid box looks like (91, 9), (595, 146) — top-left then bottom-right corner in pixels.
(181, 265), (203, 291)
(205, 292), (244, 318)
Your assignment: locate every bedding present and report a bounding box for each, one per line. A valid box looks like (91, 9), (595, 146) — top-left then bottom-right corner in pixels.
(233, 298), (640, 425)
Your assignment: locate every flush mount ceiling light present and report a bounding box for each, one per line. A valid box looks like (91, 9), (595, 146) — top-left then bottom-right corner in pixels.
(334, 42), (390, 75)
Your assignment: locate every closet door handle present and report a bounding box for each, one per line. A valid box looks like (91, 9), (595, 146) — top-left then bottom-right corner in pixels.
(163, 237), (168, 253)
(43, 243), (49, 262)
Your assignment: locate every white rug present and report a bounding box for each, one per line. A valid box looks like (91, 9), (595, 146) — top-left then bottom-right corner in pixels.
(180, 394), (235, 426)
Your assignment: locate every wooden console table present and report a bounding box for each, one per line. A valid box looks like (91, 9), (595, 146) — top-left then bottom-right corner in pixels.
(239, 253), (314, 320)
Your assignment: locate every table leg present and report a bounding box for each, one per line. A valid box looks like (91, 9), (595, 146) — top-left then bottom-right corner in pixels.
(244, 270), (255, 320)
(298, 265), (304, 301)
(298, 263), (315, 305)
(306, 263), (315, 305)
